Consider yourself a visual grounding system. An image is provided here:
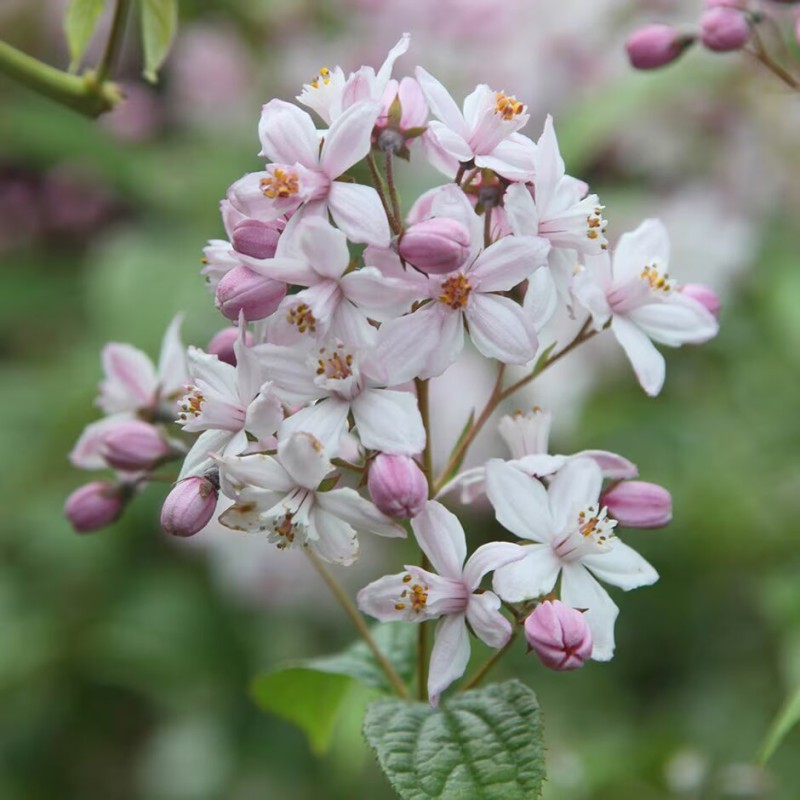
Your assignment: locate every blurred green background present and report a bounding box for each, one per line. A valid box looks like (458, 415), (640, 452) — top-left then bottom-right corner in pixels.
(2, 1), (800, 798)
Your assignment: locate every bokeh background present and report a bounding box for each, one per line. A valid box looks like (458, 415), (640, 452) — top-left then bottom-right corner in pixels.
(2, 1), (800, 798)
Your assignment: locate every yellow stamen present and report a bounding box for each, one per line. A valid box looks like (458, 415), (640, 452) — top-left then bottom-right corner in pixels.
(438, 273), (472, 310)
(260, 168), (299, 199)
(495, 92), (524, 120)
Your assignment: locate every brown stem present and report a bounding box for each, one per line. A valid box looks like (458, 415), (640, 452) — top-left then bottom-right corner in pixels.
(747, 26), (800, 90)
(384, 151), (402, 224)
(366, 153), (402, 234)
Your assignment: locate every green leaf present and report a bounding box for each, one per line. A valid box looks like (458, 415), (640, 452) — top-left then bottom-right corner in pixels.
(363, 679), (546, 800)
(64, 0), (107, 71)
(139, 0), (177, 82)
(759, 684), (800, 763)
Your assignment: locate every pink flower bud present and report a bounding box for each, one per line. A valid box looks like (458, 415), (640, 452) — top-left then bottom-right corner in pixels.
(601, 480), (672, 528)
(398, 218), (471, 275)
(680, 283), (721, 318)
(525, 600), (592, 670)
(214, 265), (286, 322)
(231, 219), (281, 259)
(700, 7), (750, 52)
(207, 326), (253, 366)
(160, 476), (218, 537)
(367, 454), (428, 519)
(64, 481), (125, 533)
(626, 24), (695, 70)
(379, 77), (428, 131)
(101, 420), (171, 471)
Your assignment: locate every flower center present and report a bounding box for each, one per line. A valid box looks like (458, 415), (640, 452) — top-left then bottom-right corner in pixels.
(553, 503), (617, 561)
(438, 273), (472, 310)
(586, 206), (608, 248)
(316, 346), (354, 380)
(394, 573), (429, 613)
(260, 168), (299, 199)
(641, 261), (674, 294)
(177, 385), (204, 420)
(577, 504), (616, 545)
(494, 92), (524, 120)
(271, 511), (299, 549)
(309, 67), (331, 89)
(287, 303), (316, 334)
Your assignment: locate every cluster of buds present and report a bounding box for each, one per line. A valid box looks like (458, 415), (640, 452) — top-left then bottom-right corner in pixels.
(66, 33), (718, 706)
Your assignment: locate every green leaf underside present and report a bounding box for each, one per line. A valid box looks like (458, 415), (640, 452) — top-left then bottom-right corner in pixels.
(65, 0), (107, 70)
(363, 679), (546, 800)
(759, 683), (800, 763)
(139, 0), (177, 82)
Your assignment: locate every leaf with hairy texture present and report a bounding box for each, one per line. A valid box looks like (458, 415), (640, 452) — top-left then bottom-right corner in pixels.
(65, 0), (107, 71)
(363, 679), (546, 799)
(139, 0), (177, 82)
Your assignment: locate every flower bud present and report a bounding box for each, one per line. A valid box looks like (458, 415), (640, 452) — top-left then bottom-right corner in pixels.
(700, 7), (750, 52)
(680, 283), (721, 319)
(398, 218), (471, 275)
(64, 481), (125, 533)
(101, 419), (171, 471)
(626, 25), (695, 70)
(368, 454), (428, 519)
(601, 480), (672, 528)
(214, 265), (286, 322)
(524, 600), (592, 670)
(160, 476), (218, 537)
(207, 326), (253, 366)
(231, 219), (281, 259)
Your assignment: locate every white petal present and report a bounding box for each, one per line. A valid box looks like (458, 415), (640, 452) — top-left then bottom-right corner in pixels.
(369, 307), (439, 386)
(339, 268), (418, 320)
(320, 99), (381, 178)
(414, 67), (468, 136)
(474, 133), (536, 181)
(628, 295), (718, 347)
(421, 306), (465, 379)
(156, 314), (188, 397)
(485, 459), (554, 542)
(358, 572), (417, 621)
(375, 33), (410, 88)
(215, 451), (295, 494)
(424, 120), (474, 162)
(547, 458), (603, 534)
(523, 266), (558, 332)
(327, 182), (391, 247)
(581, 541), (659, 591)
(613, 219), (671, 284)
(466, 592), (512, 649)
(98, 343), (158, 413)
(428, 614), (471, 707)
(350, 388), (426, 455)
(611, 315), (666, 397)
(411, 500), (467, 580)
(278, 398), (350, 457)
(533, 115), (565, 208)
(252, 343), (321, 404)
(463, 542), (527, 592)
(560, 563), (619, 661)
(467, 294), (537, 365)
(178, 429), (233, 480)
(316, 487), (404, 538)
(504, 182), (539, 238)
(471, 235), (549, 293)
(492, 545), (561, 602)
(297, 217), (350, 279)
(309, 507), (359, 565)
(277, 431), (333, 489)
(258, 99), (320, 166)
(244, 389), (284, 440)
(240, 253), (318, 286)
(187, 347), (239, 400)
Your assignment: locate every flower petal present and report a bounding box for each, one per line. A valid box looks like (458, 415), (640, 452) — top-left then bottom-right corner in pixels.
(411, 500), (467, 579)
(414, 67), (468, 136)
(428, 614), (471, 707)
(327, 182), (391, 247)
(485, 459), (554, 543)
(466, 591), (512, 649)
(215, 451), (295, 494)
(339, 268), (418, 320)
(297, 217), (350, 279)
(467, 293), (537, 365)
(492, 544), (561, 602)
(277, 431), (333, 489)
(471, 235), (549, 293)
(560, 563), (619, 661)
(98, 343), (158, 414)
(278, 398), (350, 456)
(547, 458), (603, 534)
(628, 295), (718, 347)
(244, 389), (284, 440)
(474, 133), (536, 181)
(358, 572), (416, 621)
(317, 487), (405, 538)
(463, 542), (527, 592)
(320, 99), (381, 177)
(351, 388), (426, 455)
(581, 541), (659, 591)
(156, 314), (188, 398)
(258, 99), (320, 166)
(310, 507), (359, 565)
(611, 315), (666, 397)
(613, 218), (671, 285)
(252, 343), (321, 404)
(178, 428), (234, 480)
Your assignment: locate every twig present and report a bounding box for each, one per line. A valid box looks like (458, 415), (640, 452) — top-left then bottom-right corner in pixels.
(461, 628), (519, 692)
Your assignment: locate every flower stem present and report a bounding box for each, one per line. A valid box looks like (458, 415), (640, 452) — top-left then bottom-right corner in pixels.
(306, 548), (409, 699)
(366, 153), (402, 235)
(96, 0), (132, 82)
(460, 628), (519, 692)
(747, 27), (800, 91)
(384, 151), (402, 225)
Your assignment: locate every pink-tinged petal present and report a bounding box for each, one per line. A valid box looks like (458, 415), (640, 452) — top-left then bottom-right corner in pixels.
(611, 315), (666, 396)
(240, 252), (318, 286)
(297, 217), (350, 279)
(572, 450), (639, 480)
(485, 459), (554, 543)
(327, 182), (391, 246)
(497, 409), (552, 459)
(504, 183), (539, 238)
(492, 545), (562, 602)
(252, 343), (321, 404)
(523, 268), (558, 332)
(215, 451), (295, 494)
(422, 306), (465, 379)
(376, 32), (410, 88)
(339, 268), (418, 320)
(466, 294), (537, 365)
(474, 133), (536, 181)
(351, 388), (426, 455)
(466, 591), (513, 649)
(244, 389), (284, 440)
(320, 99), (381, 177)
(514, 454), (568, 478)
(461, 83), (494, 129)
(613, 219), (671, 285)
(221, 428), (249, 456)
(278, 398), (350, 456)
(411, 500), (467, 580)
(329, 300), (376, 349)
(186, 347), (239, 400)
(548, 458), (603, 534)
(560, 563), (619, 661)
(628, 295), (718, 347)
(572, 265), (612, 328)
(581, 541), (659, 591)
(228, 172), (294, 223)
(533, 115), (565, 208)
(316, 487), (405, 538)
(309, 507), (359, 565)
(471, 235), (550, 292)
(424, 120), (474, 162)
(258, 99), (320, 166)
(69, 415), (131, 470)
(463, 542), (527, 592)
(178, 429), (233, 480)
(368, 307), (437, 386)
(157, 314), (188, 397)
(234, 327), (271, 403)
(428, 614), (471, 707)
(414, 67), (468, 137)
(420, 128), (461, 179)
(277, 431), (333, 489)
(98, 343), (158, 413)
(358, 572), (417, 621)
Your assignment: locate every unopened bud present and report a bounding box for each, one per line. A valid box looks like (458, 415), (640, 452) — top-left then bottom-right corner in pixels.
(680, 283), (721, 318)
(232, 219), (281, 259)
(398, 218), (471, 275)
(160, 476), (218, 537)
(525, 600), (592, 670)
(207, 326), (253, 366)
(626, 25), (695, 70)
(215, 265), (286, 322)
(700, 7), (750, 52)
(65, 481), (125, 533)
(101, 419), (171, 471)
(601, 480), (672, 528)
(368, 454), (428, 519)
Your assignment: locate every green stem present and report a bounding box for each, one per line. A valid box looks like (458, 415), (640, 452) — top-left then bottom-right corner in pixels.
(367, 153), (401, 235)
(0, 40), (122, 117)
(747, 26), (800, 91)
(460, 627), (518, 693)
(96, 0), (132, 82)
(307, 549), (409, 699)
(384, 151), (402, 225)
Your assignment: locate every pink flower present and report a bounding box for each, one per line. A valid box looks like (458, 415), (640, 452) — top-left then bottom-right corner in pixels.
(160, 475), (219, 537)
(368, 453), (428, 519)
(601, 480), (672, 529)
(626, 24), (695, 70)
(65, 481), (125, 533)
(525, 600), (592, 670)
(700, 7), (750, 52)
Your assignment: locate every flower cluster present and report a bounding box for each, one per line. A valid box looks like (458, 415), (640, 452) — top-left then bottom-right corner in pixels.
(65, 34), (720, 705)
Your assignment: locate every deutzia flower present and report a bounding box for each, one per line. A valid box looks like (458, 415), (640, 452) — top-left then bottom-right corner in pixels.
(357, 500), (524, 705)
(573, 219), (719, 396)
(216, 432), (404, 565)
(486, 458), (658, 660)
